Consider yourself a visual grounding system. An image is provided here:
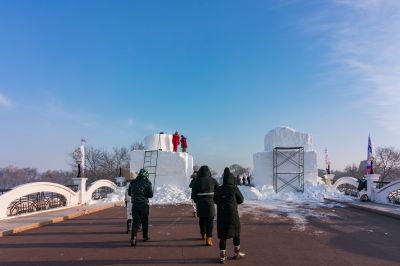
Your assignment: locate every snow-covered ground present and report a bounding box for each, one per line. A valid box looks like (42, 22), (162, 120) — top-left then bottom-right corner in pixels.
(91, 182), (353, 231)
(238, 183), (352, 231)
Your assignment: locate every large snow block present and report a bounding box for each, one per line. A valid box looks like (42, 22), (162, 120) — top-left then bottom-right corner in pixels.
(253, 127), (318, 188)
(144, 134), (173, 152)
(130, 150), (193, 188)
(264, 127), (313, 152)
(253, 150), (317, 187)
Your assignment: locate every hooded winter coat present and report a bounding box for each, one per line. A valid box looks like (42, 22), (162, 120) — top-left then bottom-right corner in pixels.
(128, 174), (154, 207)
(191, 166), (219, 217)
(214, 168), (244, 239)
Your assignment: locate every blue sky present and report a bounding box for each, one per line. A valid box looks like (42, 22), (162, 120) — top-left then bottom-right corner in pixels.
(1, 0), (400, 173)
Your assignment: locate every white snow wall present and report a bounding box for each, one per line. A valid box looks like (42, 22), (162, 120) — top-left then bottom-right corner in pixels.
(130, 150), (194, 187)
(144, 134), (173, 152)
(253, 127), (318, 187)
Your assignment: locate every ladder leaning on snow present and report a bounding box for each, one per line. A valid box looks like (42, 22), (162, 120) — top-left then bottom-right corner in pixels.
(143, 150), (159, 192)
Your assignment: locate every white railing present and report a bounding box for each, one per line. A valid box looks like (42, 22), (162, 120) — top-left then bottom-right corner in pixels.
(333, 176), (359, 190)
(0, 177), (122, 220)
(331, 174), (400, 205)
(372, 179), (400, 204)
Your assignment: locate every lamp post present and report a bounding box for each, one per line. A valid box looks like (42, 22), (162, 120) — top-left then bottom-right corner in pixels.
(72, 147), (87, 204)
(73, 148), (83, 177)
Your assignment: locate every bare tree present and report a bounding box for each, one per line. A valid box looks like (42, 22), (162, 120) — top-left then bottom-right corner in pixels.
(130, 142), (145, 151)
(68, 146), (130, 182)
(344, 164), (363, 179)
(375, 146), (400, 181)
(229, 164), (247, 177)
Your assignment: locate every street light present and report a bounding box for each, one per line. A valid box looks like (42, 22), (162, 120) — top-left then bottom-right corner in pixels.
(73, 148), (83, 178)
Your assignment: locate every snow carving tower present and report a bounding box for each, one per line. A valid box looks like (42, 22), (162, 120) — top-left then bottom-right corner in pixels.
(130, 133), (194, 188)
(253, 127), (318, 188)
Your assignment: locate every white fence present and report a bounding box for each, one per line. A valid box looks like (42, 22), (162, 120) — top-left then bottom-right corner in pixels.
(0, 177), (121, 220)
(332, 174), (400, 205)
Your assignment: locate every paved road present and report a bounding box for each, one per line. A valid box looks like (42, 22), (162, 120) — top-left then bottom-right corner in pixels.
(0, 204), (399, 265)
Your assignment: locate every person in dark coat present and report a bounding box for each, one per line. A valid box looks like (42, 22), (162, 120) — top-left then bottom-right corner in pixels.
(128, 168), (154, 246)
(214, 168), (245, 263)
(191, 165), (219, 246)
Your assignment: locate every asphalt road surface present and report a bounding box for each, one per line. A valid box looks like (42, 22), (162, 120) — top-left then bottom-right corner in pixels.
(0, 204), (399, 265)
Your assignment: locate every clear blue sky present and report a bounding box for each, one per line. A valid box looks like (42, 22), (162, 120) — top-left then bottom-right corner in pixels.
(1, 0), (399, 173)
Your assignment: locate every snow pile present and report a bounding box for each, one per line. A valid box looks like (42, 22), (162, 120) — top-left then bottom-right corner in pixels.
(238, 182), (352, 231)
(239, 182), (351, 204)
(150, 185), (192, 205)
(88, 187), (125, 205)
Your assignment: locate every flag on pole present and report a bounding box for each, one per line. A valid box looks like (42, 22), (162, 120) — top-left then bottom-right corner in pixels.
(80, 138), (86, 176)
(324, 147), (331, 175)
(366, 134), (374, 174)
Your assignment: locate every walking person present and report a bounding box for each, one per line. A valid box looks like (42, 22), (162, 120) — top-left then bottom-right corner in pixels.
(191, 165), (219, 246)
(181, 135), (188, 152)
(214, 168), (245, 263)
(128, 168), (154, 246)
(172, 131), (180, 152)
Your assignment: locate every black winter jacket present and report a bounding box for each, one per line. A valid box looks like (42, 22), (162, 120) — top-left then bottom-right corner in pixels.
(128, 175), (153, 207)
(191, 166), (219, 218)
(214, 172), (244, 239)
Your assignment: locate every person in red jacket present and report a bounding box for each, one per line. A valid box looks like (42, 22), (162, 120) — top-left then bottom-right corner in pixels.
(172, 131), (180, 152)
(181, 135), (188, 152)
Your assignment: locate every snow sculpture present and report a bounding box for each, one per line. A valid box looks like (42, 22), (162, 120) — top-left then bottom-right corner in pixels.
(144, 133), (173, 152)
(253, 127), (318, 187)
(130, 134), (194, 188)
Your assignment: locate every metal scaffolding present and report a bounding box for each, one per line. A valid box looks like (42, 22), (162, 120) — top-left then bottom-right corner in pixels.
(273, 147), (304, 193)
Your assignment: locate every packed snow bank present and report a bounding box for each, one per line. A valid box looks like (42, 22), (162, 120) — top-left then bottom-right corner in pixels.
(239, 182), (351, 204)
(150, 185), (192, 205)
(238, 182), (352, 231)
(100, 182), (352, 206)
(88, 187), (126, 205)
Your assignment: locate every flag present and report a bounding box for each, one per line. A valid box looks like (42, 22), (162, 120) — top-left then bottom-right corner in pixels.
(366, 134), (374, 174)
(324, 147), (331, 175)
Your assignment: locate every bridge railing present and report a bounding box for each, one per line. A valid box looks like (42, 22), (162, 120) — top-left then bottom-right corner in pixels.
(0, 177), (124, 220)
(331, 175), (400, 205)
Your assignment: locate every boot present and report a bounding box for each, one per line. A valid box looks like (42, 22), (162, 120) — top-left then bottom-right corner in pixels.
(201, 234), (206, 240)
(206, 236), (213, 246)
(233, 245), (245, 259)
(219, 250), (227, 264)
(143, 236), (150, 242)
(130, 236), (137, 247)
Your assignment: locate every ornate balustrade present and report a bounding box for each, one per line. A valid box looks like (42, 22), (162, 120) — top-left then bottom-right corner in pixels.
(0, 177), (122, 220)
